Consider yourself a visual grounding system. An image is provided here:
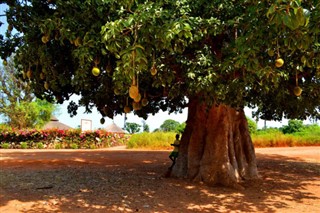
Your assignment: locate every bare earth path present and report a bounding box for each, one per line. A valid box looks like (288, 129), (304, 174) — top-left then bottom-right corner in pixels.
(0, 147), (319, 213)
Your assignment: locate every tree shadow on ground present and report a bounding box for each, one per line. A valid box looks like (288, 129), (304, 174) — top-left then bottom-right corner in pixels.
(0, 150), (319, 212)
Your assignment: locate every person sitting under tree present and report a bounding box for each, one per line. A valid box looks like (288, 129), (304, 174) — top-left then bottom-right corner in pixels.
(169, 134), (180, 170)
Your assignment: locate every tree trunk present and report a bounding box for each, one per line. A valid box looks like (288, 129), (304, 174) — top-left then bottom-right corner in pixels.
(171, 97), (259, 189)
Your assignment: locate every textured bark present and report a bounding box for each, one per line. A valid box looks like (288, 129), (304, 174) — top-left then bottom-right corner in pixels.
(171, 97), (259, 189)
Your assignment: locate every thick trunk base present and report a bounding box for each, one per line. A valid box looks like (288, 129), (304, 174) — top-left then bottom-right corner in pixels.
(171, 99), (259, 189)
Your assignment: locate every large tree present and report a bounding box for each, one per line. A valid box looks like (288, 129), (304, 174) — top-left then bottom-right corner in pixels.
(1, 0), (319, 188)
(0, 57), (55, 128)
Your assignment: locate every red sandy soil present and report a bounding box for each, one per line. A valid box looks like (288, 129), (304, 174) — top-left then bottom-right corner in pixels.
(0, 146), (319, 213)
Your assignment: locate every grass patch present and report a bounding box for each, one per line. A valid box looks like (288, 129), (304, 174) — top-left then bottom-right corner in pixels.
(127, 132), (176, 150)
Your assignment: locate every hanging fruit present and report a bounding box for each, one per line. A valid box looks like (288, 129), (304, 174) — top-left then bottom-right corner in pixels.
(44, 82), (49, 90)
(275, 58), (284, 68)
(293, 86), (302, 96)
(100, 117), (105, 124)
(141, 91), (148, 106)
(133, 93), (142, 102)
(92, 67), (100, 76)
(150, 63), (157, 75)
(129, 76), (139, 99)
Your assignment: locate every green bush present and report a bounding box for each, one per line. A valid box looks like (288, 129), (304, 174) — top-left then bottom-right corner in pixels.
(54, 143), (63, 149)
(70, 143), (78, 149)
(1, 143), (10, 149)
(36, 142), (44, 149)
(20, 142), (28, 149)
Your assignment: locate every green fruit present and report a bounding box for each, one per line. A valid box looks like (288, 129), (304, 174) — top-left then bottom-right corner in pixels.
(92, 67), (100, 76)
(275, 58), (284, 68)
(293, 86), (302, 97)
(100, 117), (105, 124)
(267, 49), (274, 57)
(2, 60), (7, 66)
(114, 88), (120, 95)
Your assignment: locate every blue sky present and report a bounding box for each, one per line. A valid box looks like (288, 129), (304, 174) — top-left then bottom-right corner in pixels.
(0, 3), (317, 131)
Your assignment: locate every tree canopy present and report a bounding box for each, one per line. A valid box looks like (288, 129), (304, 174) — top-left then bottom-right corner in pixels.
(125, 122), (141, 134)
(0, 0), (319, 122)
(0, 57), (55, 128)
(160, 119), (180, 132)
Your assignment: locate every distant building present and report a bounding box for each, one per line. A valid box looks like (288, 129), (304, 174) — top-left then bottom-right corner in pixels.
(43, 116), (73, 130)
(105, 123), (125, 134)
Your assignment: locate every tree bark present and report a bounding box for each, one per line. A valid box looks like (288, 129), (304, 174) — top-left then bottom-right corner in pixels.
(171, 97), (259, 189)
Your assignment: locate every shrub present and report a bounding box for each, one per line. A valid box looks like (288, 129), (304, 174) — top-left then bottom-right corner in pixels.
(127, 132), (176, 150)
(70, 143), (78, 149)
(1, 143), (10, 149)
(54, 143), (63, 149)
(36, 142), (44, 149)
(20, 142), (28, 149)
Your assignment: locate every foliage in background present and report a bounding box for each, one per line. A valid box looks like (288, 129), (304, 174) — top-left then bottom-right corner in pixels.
(0, 126), (129, 149)
(127, 132), (176, 150)
(142, 120), (150, 132)
(176, 122), (186, 134)
(125, 122), (141, 134)
(281, 119), (304, 134)
(0, 57), (55, 128)
(127, 124), (320, 149)
(252, 124), (320, 147)
(160, 119), (180, 132)
(246, 117), (258, 134)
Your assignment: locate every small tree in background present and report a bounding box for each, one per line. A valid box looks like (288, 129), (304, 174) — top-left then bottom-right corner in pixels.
(125, 122), (141, 134)
(160, 119), (180, 132)
(246, 117), (257, 134)
(176, 122), (186, 134)
(142, 120), (150, 132)
(0, 57), (55, 128)
(282, 120), (304, 134)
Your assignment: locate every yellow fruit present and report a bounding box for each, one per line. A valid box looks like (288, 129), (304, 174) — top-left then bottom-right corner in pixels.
(129, 85), (139, 99)
(2, 60), (7, 66)
(141, 98), (149, 106)
(74, 37), (81, 47)
(100, 117), (105, 124)
(133, 93), (141, 102)
(26, 70), (32, 79)
(92, 67), (100, 76)
(275, 58), (284, 68)
(44, 82), (49, 90)
(124, 106), (131, 113)
(150, 64), (157, 75)
(293, 86), (302, 97)
(41, 35), (49, 44)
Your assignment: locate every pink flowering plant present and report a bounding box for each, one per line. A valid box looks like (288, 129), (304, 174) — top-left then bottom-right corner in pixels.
(0, 125), (129, 149)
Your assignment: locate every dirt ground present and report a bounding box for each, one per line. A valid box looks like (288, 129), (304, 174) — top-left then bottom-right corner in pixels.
(0, 146), (319, 213)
